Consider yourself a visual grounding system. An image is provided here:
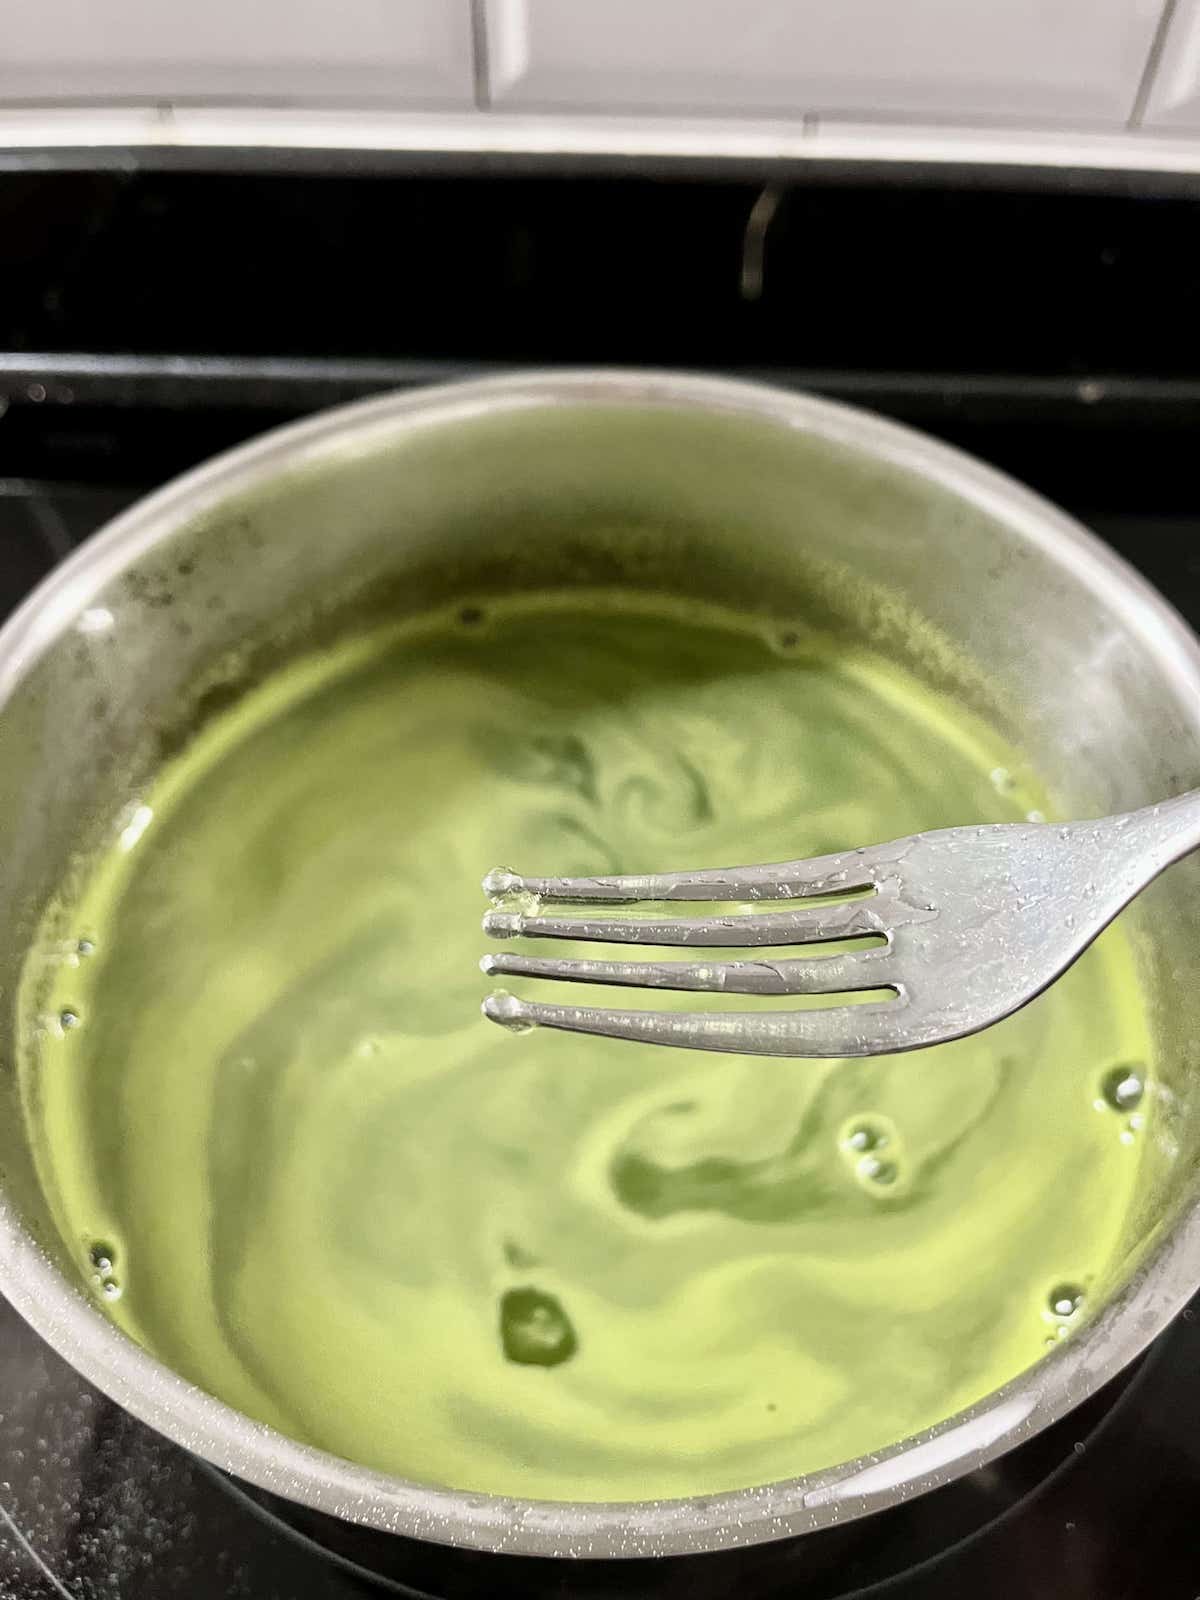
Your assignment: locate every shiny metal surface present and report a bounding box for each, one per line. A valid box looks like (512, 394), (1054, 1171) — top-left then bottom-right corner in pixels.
(481, 789), (1200, 1056)
(1, 370), (1200, 1559)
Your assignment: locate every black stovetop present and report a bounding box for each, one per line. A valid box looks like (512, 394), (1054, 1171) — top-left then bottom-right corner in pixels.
(2, 165), (1200, 1598)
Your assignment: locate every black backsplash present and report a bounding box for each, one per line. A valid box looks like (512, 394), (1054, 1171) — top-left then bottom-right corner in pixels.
(2, 170), (1200, 372)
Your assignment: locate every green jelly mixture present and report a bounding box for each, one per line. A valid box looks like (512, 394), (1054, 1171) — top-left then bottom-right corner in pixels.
(18, 596), (1150, 1501)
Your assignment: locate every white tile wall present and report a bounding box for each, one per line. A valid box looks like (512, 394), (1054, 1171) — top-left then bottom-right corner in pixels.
(1142, 0), (1200, 128)
(3, 0), (1198, 159)
(483, 0), (1165, 125)
(0, 0), (473, 105)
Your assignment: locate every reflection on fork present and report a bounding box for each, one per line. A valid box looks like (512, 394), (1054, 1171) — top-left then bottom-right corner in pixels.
(480, 791), (1200, 1058)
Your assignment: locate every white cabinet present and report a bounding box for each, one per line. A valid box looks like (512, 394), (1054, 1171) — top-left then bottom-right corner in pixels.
(1142, 0), (1200, 128)
(0, 0), (473, 105)
(483, 0), (1165, 125)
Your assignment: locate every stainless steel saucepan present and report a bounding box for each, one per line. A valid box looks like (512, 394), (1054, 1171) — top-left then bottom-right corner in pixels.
(1, 370), (1198, 1559)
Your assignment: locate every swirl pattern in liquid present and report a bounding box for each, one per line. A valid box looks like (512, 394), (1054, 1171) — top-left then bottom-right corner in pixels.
(19, 597), (1151, 1500)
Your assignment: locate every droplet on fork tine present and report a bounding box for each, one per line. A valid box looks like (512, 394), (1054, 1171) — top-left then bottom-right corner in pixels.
(483, 990), (536, 1035)
(483, 867), (523, 901)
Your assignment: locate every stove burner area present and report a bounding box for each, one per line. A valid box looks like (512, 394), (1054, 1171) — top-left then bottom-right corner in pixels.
(0, 1288), (1197, 1598)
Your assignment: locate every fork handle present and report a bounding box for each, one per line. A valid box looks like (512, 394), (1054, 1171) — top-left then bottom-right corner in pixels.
(1115, 787), (1200, 874)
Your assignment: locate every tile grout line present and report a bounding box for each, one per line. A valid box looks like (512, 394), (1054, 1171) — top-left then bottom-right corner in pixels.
(468, 0), (492, 112)
(1130, 0), (1181, 129)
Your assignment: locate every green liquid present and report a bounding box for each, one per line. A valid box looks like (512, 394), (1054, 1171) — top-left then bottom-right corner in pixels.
(18, 597), (1150, 1500)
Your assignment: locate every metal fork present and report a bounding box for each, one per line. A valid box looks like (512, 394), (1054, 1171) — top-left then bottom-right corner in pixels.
(479, 791), (1200, 1057)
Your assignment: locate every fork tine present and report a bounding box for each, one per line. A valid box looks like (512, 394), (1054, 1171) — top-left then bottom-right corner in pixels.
(480, 948), (892, 996)
(481, 899), (884, 948)
(482, 992), (906, 1058)
(482, 849), (885, 906)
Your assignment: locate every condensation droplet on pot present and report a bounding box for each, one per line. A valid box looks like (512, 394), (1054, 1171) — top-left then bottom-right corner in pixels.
(77, 607), (114, 636)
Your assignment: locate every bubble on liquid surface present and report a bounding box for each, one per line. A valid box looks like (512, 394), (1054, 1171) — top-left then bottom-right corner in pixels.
(88, 1242), (115, 1274)
(499, 1287), (578, 1367)
(1099, 1064), (1144, 1112)
(76, 937), (96, 958)
(990, 767), (1016, 796)
(858, 1155), (899, 1187)
(58, 1008), (81, 1032)
(1047, 1283), (1085, 1320)
(840, 1117), (889, 1155)
(87, 1240), (122, 1301)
